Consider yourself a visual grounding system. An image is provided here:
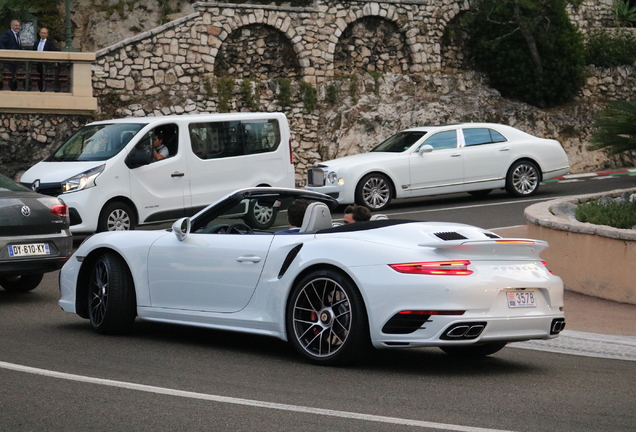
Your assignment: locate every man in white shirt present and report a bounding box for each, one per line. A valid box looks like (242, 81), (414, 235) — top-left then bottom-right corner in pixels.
(32, 28), (57, 91)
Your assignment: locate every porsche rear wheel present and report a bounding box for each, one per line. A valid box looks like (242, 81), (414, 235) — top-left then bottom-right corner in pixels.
(88, 251), (136, 334)
(440, 342), (507, 358)
(286, 269), (370, 366)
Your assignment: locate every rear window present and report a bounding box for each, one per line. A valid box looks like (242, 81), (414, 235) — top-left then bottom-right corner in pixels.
(371, 131), (427, 153)
(189, 119), (281, 160)
(0, 173), (29, 192)
(463, 128), (507, 146)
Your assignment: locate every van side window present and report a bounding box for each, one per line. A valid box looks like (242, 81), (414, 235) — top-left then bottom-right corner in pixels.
(189, 119), (281, 160)
(463, 128), (508, 146)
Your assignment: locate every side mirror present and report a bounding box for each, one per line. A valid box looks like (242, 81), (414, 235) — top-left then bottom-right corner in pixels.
(125, 148), (152, 168)
(418, 144), (434, 154)
(172, 217), (191, 241)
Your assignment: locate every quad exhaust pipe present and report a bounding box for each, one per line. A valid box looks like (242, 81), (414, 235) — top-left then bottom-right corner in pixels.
(551, 318), (566, 334)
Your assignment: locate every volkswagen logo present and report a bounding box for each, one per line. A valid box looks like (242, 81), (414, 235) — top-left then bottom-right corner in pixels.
(21, 206), (31, 217)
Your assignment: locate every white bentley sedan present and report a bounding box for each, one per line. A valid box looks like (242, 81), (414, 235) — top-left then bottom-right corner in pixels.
(305, 123), (570, 210)
(59, 188), (566, 365)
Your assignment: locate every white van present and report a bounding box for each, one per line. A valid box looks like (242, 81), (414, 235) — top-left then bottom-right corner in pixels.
(20, 113), (295, 233)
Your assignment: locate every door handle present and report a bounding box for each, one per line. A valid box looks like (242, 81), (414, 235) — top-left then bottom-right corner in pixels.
(499, 147), (511, 152)
(236, 255), (262, 263)
(171, 172), (185, 177)
(451, 153), (461, 157)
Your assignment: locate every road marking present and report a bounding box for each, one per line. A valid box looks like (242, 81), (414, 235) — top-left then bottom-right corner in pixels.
(0, 360), (513, 432)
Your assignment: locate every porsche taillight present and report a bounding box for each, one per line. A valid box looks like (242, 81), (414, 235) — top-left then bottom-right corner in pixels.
(541, 260), (554, 274)
(389, 260), (473, 275)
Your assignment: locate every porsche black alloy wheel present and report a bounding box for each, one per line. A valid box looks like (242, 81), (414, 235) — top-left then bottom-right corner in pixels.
(287, 269), (369, 366)
(88, 252), (136, 334)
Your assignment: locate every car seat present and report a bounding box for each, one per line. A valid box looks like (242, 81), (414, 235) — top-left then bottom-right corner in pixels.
(370, 214), (388, 221)
(299, 202), (332, 233)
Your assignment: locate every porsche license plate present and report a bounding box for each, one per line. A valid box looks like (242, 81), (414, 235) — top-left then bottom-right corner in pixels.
(8, 243), (50, 257)
(507, 291), (536, 308)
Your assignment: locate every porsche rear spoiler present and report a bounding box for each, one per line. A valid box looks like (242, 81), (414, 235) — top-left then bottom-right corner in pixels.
(417, 239), (549, 260)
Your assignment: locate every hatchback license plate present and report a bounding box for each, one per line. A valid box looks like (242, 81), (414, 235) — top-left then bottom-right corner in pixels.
(507, 291), (536, 308)
(8, 243), (50, 257)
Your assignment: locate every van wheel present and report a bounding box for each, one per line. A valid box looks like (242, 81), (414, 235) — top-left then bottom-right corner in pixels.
(97, 202), (137, 232)
(244, 199), (278, 230)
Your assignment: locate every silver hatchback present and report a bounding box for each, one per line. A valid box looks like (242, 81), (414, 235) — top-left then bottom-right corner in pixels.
(0, 173), (72, 293)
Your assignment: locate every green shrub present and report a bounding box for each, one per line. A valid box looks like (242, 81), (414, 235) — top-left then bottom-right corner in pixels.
(276, 78), (292, 110)
(298, 81), (317, 113)
(575, 199), (636, 229)
(588, 100), (636, 154)
(240, 79), (260, 111)
(349, 74), (359, 104)
(468, 0), (586, 108)
(325, 84), (338, 106)
(613, 0), (636, 27)
(216, 77), (235, 113)
(585, 30), (636, 67)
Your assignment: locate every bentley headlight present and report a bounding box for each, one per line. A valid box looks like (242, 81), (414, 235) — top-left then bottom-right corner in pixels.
(327, 171), (338, 184)
(61, 164), (105, 193)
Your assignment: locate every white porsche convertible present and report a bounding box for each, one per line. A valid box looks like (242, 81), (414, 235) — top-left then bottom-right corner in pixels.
(59, 188), (566, 365)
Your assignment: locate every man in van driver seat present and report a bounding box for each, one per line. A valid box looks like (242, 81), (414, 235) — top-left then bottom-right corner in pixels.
(152, 133), (169, 161)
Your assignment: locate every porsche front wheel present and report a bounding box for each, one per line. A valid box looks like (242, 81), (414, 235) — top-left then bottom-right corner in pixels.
(88, 252), (136, 334)
(286, 270), (369, 366)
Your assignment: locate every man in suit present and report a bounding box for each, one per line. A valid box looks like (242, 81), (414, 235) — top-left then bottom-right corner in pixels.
(0, 19), (23, 90)
(32, 27), (57, 91)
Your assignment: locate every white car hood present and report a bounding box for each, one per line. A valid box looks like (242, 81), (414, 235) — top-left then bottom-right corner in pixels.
(21, 161), (106, 184)
(316, 152), (405, 170)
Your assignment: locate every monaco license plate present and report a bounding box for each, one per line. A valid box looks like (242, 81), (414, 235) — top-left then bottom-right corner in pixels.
(8, 243), (50, 257)
(507, 291), (537, 308)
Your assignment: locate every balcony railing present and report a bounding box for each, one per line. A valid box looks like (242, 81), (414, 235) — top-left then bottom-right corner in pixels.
(0, 50), (97, 114)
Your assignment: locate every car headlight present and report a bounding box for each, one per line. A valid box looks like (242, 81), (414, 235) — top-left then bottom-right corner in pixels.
(61, 164), (105, 193)
(327, 171), (338, 184)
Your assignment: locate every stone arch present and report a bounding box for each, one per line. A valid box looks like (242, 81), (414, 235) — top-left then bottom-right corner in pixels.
(214, 23), (302, 79)
(440, 10), (474, 72)
(333, 16), (411, 76)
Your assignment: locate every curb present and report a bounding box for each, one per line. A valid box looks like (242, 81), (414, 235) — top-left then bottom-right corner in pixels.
(545, 167), (636, 182)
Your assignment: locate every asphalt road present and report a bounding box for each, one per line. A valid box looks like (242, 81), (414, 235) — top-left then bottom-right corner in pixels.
(1, 173), (635, 431)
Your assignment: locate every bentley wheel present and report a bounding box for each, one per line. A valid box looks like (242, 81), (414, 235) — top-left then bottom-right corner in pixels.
(505, 161), (541, 197)
(98, 202), (137, 232)
(440, 342), (507, 358)
(88, 252), (136, 334)
(0, 274), (44, 293)
(355, 173), (392, 211)
(286, 269), (370, 366)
